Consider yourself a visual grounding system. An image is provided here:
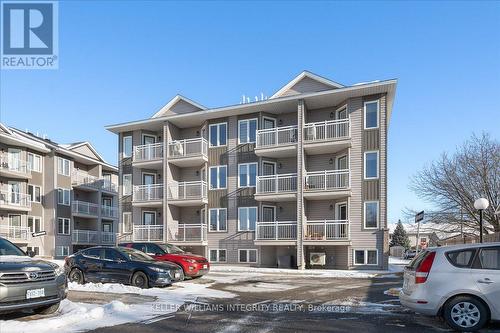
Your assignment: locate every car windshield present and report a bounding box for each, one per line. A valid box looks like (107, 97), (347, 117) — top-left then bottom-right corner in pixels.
(0, 238), (26, 256)
(159, 243), (184, 254)
(118, 247), (155, 262)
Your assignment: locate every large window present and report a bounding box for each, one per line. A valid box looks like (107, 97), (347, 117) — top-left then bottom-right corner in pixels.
(57, 218), (70, 235)
(238, 207), (257, 231)
(123, 135), (132, 157)
(209, 208), (227, 232)
(28, 185), (42, 203)
(123, 174), (132, 195)
(209, 165), (227, 190)
(57, 157), (70, 176)
(28, 216), (42, 233)
(56, 246), (70, 257)
(364, 201), (379, 228)
(364, 100), (379, 129)
(239, 249), (257, 263)
(123, 212), (132, 233)
(238, 118), (257, 144)
(209, 123), (227, 147)
(27, 153), (42, 172)
(238, 163), (257, 188)
(57, 188), (70, 206)
(353, 249), (378, 265)
(364, 151), (379, 179)
(209, 249), (227, 263)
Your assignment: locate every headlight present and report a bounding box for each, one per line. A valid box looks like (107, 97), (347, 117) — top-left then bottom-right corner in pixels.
(182, 258), (196, 264)
(149, 266), (167, 273)
(49, 262), (65, 276)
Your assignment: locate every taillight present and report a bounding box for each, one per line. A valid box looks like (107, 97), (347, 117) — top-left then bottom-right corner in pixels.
(415, 251), (436, 284)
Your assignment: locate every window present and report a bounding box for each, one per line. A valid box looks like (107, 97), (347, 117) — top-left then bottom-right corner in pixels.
(142, 211), (156, 225)
(57, 218), (70, 235)
(123, 135), (132, 157)
(57, 157), (70, 176)
(209, 166), (227, 190)
(104, 249), (124, 261)
(364, 201), (379, 228)
(209, 249), (227, 262)
(56, 246), (70, 257)
(354, 249), (378, 265)
(83, 248), (101, 259)
(123, 174), (132, 195)
(209, 123), (227, 147)
(28, 216), (42, 233)
(364, 100), (379, 129)
(239, 249), (257, 263)
(238, 118), (257, 144)
(364, 151), (379, 179)
(446, 249), (476, 268)
(123, 212), (132, 233)
(209, 208), (227, 232)
(27, 153), (42, 172)
(238, 163), (257, 188)
(28, 185), (42, 203)
(478, 248), (500, 270)
(420, 237), (427, 243)
(57, 188), (70, 205)
(238, 207), (257, 231)
(27, 246), (40, 256)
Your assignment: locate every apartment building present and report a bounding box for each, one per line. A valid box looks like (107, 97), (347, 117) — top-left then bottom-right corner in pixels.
(107, 71), (397, 270)
(0, 123), (119, 258)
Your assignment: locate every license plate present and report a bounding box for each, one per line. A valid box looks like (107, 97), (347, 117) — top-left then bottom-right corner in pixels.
(26, 288), (45, 299)
(203, 264), (208, 269)
(174, 272), (180, 279)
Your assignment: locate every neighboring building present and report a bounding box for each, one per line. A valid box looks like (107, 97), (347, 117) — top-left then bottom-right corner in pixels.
(0, 123), (118, 258)
(388, 223), (439, 250)
(107, 71), (397, 270)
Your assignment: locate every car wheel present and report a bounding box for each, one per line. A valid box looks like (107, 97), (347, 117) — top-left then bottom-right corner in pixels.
(443, 296), (488, 331)
(69, 268), (85, 284)
(33, 302), (60, 315)
(131, 271), (149, 289)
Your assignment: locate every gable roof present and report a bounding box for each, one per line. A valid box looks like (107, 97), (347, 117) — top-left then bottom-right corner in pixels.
(270, 70), (344, 99)
(64, 141), (105, 162)
(152, 95), (207, 118)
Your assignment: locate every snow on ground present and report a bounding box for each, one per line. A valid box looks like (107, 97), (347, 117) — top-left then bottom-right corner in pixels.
(319, 297), (397, 314)
(223, 282), (298, 293)
(388, 257), (411, 266)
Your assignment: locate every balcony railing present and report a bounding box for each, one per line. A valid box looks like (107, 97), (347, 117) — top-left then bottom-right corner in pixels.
(256, 173), (297, 194)
(0, 155), (31, 176)
(72, 171), (101, 189)
(256, 125), (298, 148)
(101, 232), (116, 244)
(304, 119), (350, 142)
(168, 138), (208, 159)
(133, 225), (164, 242)
(101, 205), (118, 218)
(72, 230), (98, 244)
(256, 221), (297, 240)
(102, 179), (118, 193)
(0, 190), (31, 209)
(170, 224), (207, 242)
(304, 220), (349, 240)
(72, 200), (99, 216)
(133, 143), (163, 163)
(304, 170), (349, 191)
(133, 184), (163, 202)
(167, 181), (207, 200)
(0, 226), (30, 241)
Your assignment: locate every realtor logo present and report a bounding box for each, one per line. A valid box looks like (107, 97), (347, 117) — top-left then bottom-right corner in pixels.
(1, 1), (58, 69)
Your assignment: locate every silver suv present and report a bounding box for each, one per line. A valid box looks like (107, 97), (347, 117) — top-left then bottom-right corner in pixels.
(400, 243), (500, 331)
(0, 237), (67, 314)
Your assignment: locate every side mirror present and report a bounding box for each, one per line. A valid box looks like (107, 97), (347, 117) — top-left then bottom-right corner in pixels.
(26, 250), (35, 258)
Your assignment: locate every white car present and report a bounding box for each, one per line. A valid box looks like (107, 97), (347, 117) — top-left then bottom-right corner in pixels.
(400, 243), (500, 331)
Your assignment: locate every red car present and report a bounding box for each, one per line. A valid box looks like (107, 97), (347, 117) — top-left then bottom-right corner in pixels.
(119, 242), (210, 278)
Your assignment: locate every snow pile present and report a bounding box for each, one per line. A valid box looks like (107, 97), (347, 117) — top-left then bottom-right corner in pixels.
(320, 297), (396, 314)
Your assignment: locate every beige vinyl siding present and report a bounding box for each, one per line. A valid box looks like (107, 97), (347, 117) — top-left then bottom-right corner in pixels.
(280, 77), (336, 97)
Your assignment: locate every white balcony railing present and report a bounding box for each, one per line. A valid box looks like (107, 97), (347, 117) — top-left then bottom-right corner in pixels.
(101, 232), (116, 244)
(168, 138), (208, 159)
(167, 181), (207, 200)
(72, 230), (98, 244)
(304, 220), (350, 240)
(133, 184), (163, 202)
(133, 143), (164, 163)
(170, 224), (207, 242)
(256, 125), (298, 148)
(72, 200), (99, 216)
(256, 173), (297, 194)
(304, 170), (349, 191)
(102, 179), (118, 193)
(0, 190), (31, 209)
(101, 205), (118, 218)
(133, 225), (164, 242)
(0, 154), (31, 176)
(304, 119), (350, 142)
(256, 221), (297, 240)
(72, 171), (101, 189)
(0, 226), (30, 241)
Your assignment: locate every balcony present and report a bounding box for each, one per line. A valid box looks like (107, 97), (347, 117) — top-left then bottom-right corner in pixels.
(72, 171), (101, 191)
(71, 200), (99, 217)
(169, 224), (207, 245)
(101, 179), (118, 193)
(133, 143), (163, 168)
(304, 170), (350, 200)
(255, 173), (297, 201)
(132, 184), (163, 207)
(255, 221), (297, 245)
(168, 138), (208, 167)
(101, 232), (116, 245)
(0, 155), (31, 179)
(0, 225), (30, 242)
(101, 205), (118, 219)
(72, 230), (98, 244)
(304, 119), (351, 154)
(133, 225), (164, 242)
(303, 220), (350, 244)
(0, 191), (31, 212)
(255, 126), (298, 158)
(167, 181), (207, 206)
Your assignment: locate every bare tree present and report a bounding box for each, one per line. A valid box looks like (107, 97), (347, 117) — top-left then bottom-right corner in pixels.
(410, 133), (499, 234)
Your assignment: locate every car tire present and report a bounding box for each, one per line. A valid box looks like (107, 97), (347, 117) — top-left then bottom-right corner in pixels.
(69, 268), (85, 284)
(131, 271), (149, 289)
(443, 296), (489, 332)
(33, 302), (60, 315)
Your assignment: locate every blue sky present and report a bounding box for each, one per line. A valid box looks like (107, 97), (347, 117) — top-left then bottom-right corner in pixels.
(1, 1), (499, 223)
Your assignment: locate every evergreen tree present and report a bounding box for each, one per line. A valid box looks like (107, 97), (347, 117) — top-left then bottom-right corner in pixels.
(390, 220), (411, 250)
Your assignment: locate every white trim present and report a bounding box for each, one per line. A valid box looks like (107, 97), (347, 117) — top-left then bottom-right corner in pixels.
(122, 174), (132, 195)
(208, 122), (228, 147)
(57, 217), (71, 235)
(142, 133), (156, 145)
(335, 104), (348, 119)
(208, 208), (227, 232)
(364, 150), (379, 180)
(27, 152), (43, 173)
(27, 215), (43, 233)
(57, 157), (71, 176)
(353, 249), (378, 266)
(57, 188), (71, 206)
(364, 201), (379, 229)
(122, 212), (132, 233)
(209, 165), (227, 190)
(363, 100), (379, 129)
(238, 118), (258, 144)
(271, 71), (344, 99)
(238, 162), (258, 188)
(238, 206), (257, 232)
(28, 184), (42, 203)
(122, 135), (133, 158)
(142, 211), (157, 225)
(152, 95), (207, 118)
(238, 249), (258, 263)
(208, 248), (227, 263)
(261, 205), (276, 222)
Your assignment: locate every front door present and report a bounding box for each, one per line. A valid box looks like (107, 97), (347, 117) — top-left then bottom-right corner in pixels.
(262, 206), (276, 222)
(143, 135), (156, 160)
(336, 203), (347, 220)
(337, 155), (348, 170)
(143, 173), (156, 200)
(143, 212), (156, 225)
(263, 117), (276, 129)
(337, 107), (347, 119)
(262, 162), (276, 176)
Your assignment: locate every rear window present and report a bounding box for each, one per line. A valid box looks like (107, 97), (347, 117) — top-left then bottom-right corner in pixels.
(446, 249), (476, 268)
(407, 250), (428, 269)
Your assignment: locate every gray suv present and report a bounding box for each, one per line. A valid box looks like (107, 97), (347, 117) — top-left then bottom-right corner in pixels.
(0, 237), (67, 314)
